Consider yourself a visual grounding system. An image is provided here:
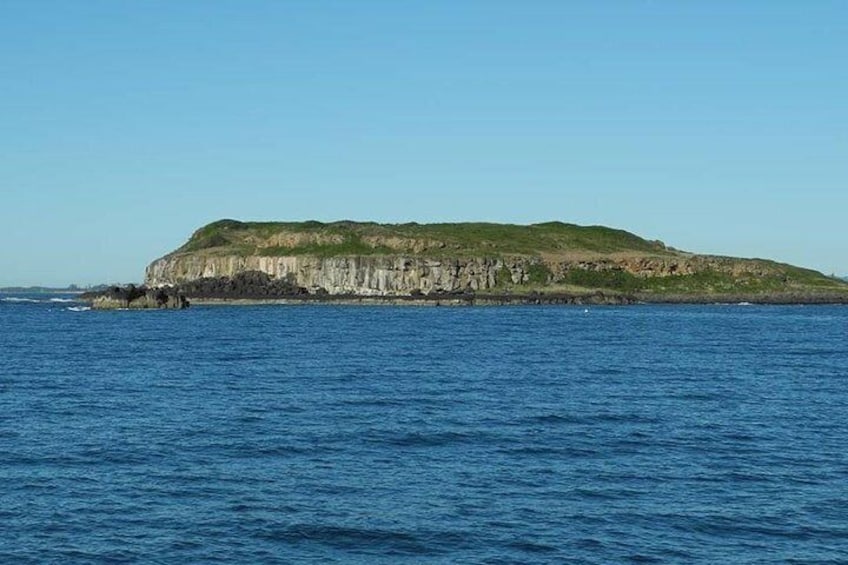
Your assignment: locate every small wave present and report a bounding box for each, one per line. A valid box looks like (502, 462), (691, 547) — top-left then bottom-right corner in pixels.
(505, 539), (560, 554)
(66, 306), (91, 312)
(371, 430), (476, 448)
(256, 523), (427, 553)
(500, 445), (599, 458)
(341, 397), (405, 408)
(1, 297), (41, 303)
(527, 414), (585, 425)
(627, 554), (664, 563)
(49, 297), (77, 303)
(525, 412), (658, 426)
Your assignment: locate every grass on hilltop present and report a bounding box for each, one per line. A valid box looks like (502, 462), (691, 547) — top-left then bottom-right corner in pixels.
(178, 219), (670, 257)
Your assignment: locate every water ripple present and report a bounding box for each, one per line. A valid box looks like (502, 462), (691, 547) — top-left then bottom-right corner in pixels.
(1, 301), (847, 562)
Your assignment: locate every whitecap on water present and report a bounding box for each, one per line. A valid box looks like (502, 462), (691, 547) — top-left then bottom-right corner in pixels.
(66, 306), (91, 312)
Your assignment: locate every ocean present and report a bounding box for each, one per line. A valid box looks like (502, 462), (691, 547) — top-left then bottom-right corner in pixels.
(1, 295), (847, 563)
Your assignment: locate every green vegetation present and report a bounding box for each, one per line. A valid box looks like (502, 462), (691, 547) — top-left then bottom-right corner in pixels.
(526, 263), (552, 285)
(638, 270), (787, 294)
(180, 219), (245, 252)
(496, 266), (514, 287)
(177, 219), (670, 257)
(560, 269), (643, 292)
(261, 237), (395, 257)
(553, 268), (848, 296)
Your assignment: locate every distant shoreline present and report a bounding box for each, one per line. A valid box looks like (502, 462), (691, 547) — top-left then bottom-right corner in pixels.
(183, 291), (848, 307)
(0, 289), (86, 295)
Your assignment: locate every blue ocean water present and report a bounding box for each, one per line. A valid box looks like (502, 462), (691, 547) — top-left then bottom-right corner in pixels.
(1, 295), (847, 564)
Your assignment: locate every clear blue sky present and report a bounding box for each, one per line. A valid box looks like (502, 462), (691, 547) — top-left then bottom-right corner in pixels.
(2, 1), (845, 286)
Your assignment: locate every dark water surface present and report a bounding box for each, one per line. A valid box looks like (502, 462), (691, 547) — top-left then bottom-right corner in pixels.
(2, 296), (847, 563)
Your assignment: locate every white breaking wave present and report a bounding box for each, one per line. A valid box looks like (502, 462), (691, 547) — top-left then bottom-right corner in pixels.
(66, 306), (91, 312)
(1, 296), (81, 304)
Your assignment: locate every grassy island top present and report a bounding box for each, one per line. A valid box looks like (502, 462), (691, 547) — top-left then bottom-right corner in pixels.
(178, 219), (673, 258)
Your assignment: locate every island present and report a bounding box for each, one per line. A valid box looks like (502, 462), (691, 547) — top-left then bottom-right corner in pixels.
(85, 219), (848, 308)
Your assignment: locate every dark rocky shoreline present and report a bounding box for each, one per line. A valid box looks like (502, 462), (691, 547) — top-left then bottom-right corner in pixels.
(81, 271), (848, 309)
(81, 285), (189, 310)
(179, 291), (848, 307)
(636, 291), (848, 305)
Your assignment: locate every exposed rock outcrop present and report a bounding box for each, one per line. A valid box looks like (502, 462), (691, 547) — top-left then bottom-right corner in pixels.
(177, 271), (308, 299)
(84, 285), (189, 310)
(147, 255), (511, 295)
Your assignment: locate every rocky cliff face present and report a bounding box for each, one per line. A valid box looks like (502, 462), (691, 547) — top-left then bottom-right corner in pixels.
(147, 255), (508, 295)
(145, 252), (781, 296)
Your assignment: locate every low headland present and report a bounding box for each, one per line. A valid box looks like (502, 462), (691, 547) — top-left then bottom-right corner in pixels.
(84, 219), (848, 308)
